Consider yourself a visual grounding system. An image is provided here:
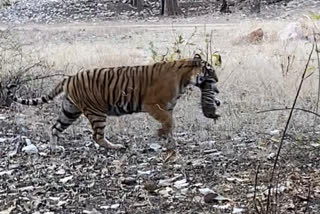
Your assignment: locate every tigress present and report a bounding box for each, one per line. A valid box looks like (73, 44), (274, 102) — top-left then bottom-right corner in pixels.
(7, 54), (219, 151)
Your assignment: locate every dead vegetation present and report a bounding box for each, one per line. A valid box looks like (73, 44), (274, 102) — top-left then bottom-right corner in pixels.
(0, 17), (320, 214)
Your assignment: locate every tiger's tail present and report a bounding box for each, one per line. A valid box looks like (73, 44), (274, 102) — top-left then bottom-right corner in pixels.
(7, 79), (66, 106)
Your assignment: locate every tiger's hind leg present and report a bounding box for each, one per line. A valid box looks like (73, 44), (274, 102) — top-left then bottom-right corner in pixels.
(51, 97), (82, 151)
(84, 111), (126, 150)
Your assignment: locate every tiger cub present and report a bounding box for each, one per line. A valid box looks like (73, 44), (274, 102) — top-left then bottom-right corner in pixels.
(198, 76), (221, 121)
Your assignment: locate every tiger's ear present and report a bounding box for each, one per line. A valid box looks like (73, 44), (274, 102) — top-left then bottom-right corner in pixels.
(192, 54), (202, 67)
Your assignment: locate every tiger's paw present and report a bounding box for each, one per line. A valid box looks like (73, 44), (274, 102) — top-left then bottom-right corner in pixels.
(49, 144), (65, 154)
(102, 141), (126, 150)
(157, 128), (171, 138)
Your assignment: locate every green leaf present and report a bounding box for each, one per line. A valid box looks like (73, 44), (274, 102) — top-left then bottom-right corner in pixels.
(310, 12), (320, 20)
(307, 66), (315, 72)
(212, 53), (222, 67)
(177, 35), (185, 44)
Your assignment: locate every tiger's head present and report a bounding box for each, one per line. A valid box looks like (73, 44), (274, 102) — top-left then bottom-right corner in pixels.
(190, 54), (219, 87)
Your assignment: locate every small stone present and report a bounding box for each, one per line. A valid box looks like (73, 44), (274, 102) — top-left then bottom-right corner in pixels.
(144, 180), (158, 193)
(270, 130), (280, 136)
(22, 144), (38, 154)
(204, 193), (219, 203)
(121, 177), (136, 186)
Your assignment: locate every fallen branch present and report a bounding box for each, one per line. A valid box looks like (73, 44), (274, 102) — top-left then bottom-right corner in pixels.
(257, 107), (320, 118)
(266, 44), (315, 213)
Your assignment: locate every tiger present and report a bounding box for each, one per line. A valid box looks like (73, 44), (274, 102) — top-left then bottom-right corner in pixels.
(7, 54), (219, 151)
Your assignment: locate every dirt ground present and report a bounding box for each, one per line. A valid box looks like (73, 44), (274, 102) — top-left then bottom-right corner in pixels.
(1, 11), (320, 214)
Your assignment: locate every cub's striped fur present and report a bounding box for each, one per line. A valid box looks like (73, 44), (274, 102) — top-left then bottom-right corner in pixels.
(8, 54), (218, 150)
(199, 77), (220, 121)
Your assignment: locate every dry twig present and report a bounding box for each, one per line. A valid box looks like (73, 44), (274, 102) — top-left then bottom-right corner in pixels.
(266, 44), (315, 213)
(257, 107), (320, 118)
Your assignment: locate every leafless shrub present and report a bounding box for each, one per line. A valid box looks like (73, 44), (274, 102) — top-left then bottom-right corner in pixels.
(0, 29), (48, 107)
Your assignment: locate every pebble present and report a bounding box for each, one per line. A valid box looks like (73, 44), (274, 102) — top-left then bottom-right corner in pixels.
(204, 192), (219, 203)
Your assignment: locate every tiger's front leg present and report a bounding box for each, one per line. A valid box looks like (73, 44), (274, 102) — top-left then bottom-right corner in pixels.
(144, 104), (174, 138)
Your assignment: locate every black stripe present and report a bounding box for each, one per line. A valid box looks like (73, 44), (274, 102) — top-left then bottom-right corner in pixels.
(81, 71), (95, 107)
(80, 71), (86, 93)
(138, 66), (143, 112)
(32, 100), (38, 105)
(123, 66), (130, 104)
(172, 61), (176, 68)
(144, 65), (149, 92)
(92, 68), (98, 89)
(147, 65), (152, 86)
(66, 75), (72, 94)
(86, 70), (92, 92)
(117, 67), (126, 105)
(21, 100), (26, 104)
(151, 64), (157, 79)
(91, 69), (99, 103)
(111, 68), (121, 105)
(93, 125), (106, 130)
(85, 111), (106, 119)
(52, 125), (63, 132)
(127, 67), (133, 113)
(101, 69), (107, 101)
(107, 68), (115, 107)
(62, 107), (81, 120)
(96, 68), (103, 91)
(131, 67), (136, 111)
(57, 119), (71, 128)
(72, 76), (80, 101)
(41, 97), (48, 103)
(91, 119), (106, 124)
(90, 69), (104, 111)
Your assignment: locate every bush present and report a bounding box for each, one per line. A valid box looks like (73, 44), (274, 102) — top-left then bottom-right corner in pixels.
(0, 29), (48, 107)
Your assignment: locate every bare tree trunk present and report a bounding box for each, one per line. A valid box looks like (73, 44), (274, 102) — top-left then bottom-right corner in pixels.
(131, 0), (143, 12)
(251, 0), (261, 13)
(220, 0), (230, 13)
(161, 0), (182, 16)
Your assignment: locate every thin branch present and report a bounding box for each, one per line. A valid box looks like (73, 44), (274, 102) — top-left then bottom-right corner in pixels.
(257, 107), (320, 118)
(253, 163), (263, 214)
(304, 182), (312, 214)
(20, 73), (66, 85)
(266, 44), (315, 213)
(304, 71), (314, 80)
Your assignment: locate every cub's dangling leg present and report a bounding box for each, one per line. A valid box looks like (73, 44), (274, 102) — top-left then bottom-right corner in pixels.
(51, 97), (82, 151)
(83, 110), (126, 150)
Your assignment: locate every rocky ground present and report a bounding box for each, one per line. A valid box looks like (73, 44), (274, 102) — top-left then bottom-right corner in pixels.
(1, 99), (320, 214)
